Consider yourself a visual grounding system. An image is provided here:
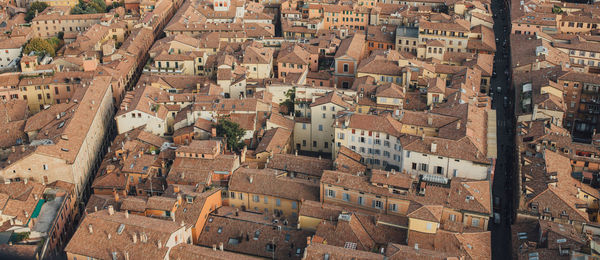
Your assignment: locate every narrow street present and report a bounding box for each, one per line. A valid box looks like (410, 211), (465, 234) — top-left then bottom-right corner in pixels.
(489, 0), (514, 259)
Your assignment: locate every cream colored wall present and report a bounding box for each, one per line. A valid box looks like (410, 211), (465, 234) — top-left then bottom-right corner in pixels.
(229, 191), (302, 218)
(116, 111), (168, 136)
(408, 218), (439, 234)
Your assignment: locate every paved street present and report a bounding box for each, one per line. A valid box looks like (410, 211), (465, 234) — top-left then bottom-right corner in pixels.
(489, 0), (515, 259)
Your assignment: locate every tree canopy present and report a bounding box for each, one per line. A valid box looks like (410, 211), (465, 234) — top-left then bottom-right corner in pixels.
(215, 119), (246, 152)
(71, 0), (107, 14)
(23, 38), (56, 57)
(25, 2), (48, 22)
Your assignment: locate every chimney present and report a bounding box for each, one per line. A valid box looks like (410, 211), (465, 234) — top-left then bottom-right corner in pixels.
(174, 185), (180, 193)
(124, 252), (129, 260)
(125, 210), (129, 219)
(240, 146), (247, 163)
(249, 176), (253, 184)
(88, 224), (93, 234)
(414, 243), (419, 251)
(94, 206), (98, 212)
(24, 178), (28, 185)
(157, 240), (162, 249)
(219, 242), (224, 251)
(427, 116), (432, 126)
(107, 233), (111, 240)
(177, 193), (183, 205)
(132, 233), (137, 243)
(11, 146), (15, 153)
(431, 142), (437, 153)
(211, 127), (217, 137)
(108, 205), (115, 216)
(213, 244), (217, 251)
(456, 121), (461, 129)
(113, 189), (120, 202)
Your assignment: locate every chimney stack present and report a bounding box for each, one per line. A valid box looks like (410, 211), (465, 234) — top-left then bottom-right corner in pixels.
(427, 116), (432, 126)
(431, 142), (437, 153)
(132, 233), (137, 243)
(113, 189), (120, 202)
(249, 176), (253, 184)
(125, 210), (129, 219)
(211, 127), (217, 137)
(157, 240), (162, 249)
(213, 244), (217, 251)
(108, 205), (115, 216)
(219, 242), (224, 251)
(88, 224), (93, 234)
(456, 121), (461, 129)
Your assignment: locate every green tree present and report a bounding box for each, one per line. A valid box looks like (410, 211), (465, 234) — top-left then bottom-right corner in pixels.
(23, 38), (55, 57)
(281, 87), (296, 115)
(25, 2), (49, 22)
(215, 119), (246, 152)
(552, 5), (563, 14)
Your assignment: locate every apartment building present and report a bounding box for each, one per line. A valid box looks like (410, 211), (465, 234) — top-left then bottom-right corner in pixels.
(65, 209), (192, 260)
(418, 19), (470, 53)
(320, 170), (492, 232)
(558, 71), (600, 139)
(32, 7), (107, 38)
(333, 34), (366, 88)
(0, 76), (114, 197)
(555, 38), (600, 71)
(227, 168), (319, 219)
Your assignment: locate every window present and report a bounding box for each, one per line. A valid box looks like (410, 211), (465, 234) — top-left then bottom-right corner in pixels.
(342, 193), (350, 201)
(412, 163), (417, 170)
(343, 64), (349, 72)
(291, 201), (297, 209)
(302, 123), (306, 129)
(358, 196), (364, 205)
(472, 218), (480, 227)
(338, 133), (345, 139)
(322, 113), (326, 118)
(324, 142), (328, 148)
(373, 200), (383, 209)
(326, 189), (336, 198)
(435, 166), (443, 174)
(302, 140), (307, 147)
(420, 163), (428, 172)
(253, 195), (259, 202)
(449, 214), (456, 222)
(43, 164), (48, 170)
(426, 223), (432, 230)
(264, 197), (268, 204)
(276, 199), (281, 206)
(389, 203), (397, 212)
(318, 125), (323, 131)
(230, 192), (235, 199)
(313, 141), (317, 147)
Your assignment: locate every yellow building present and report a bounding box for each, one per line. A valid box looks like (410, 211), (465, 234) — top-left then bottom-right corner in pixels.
(320, 170), (492, 232)
(227, 168), (319, 218)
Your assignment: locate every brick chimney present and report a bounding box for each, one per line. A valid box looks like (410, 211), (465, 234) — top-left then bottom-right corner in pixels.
(108, 205), (115, 216)
(113, 188), (120, 202)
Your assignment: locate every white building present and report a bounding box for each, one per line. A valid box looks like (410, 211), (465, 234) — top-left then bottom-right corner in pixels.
(0, 38), (27, 69)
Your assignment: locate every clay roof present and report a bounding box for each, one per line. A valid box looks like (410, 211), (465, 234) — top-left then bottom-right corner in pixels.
(169, 243), (261, 260)
(335, 33), (366, 60)
(304, 243), (385, 260)
(228, 168), (319, 202)
(334, 146), (367, 174)
(256, 127), (292, 154)
(177, 140), (220, 155)
(407, 205), (443, 222)
(65, 210), (184, 260)
(267, 154), (333, 178)
(267, 113), (294, 130)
